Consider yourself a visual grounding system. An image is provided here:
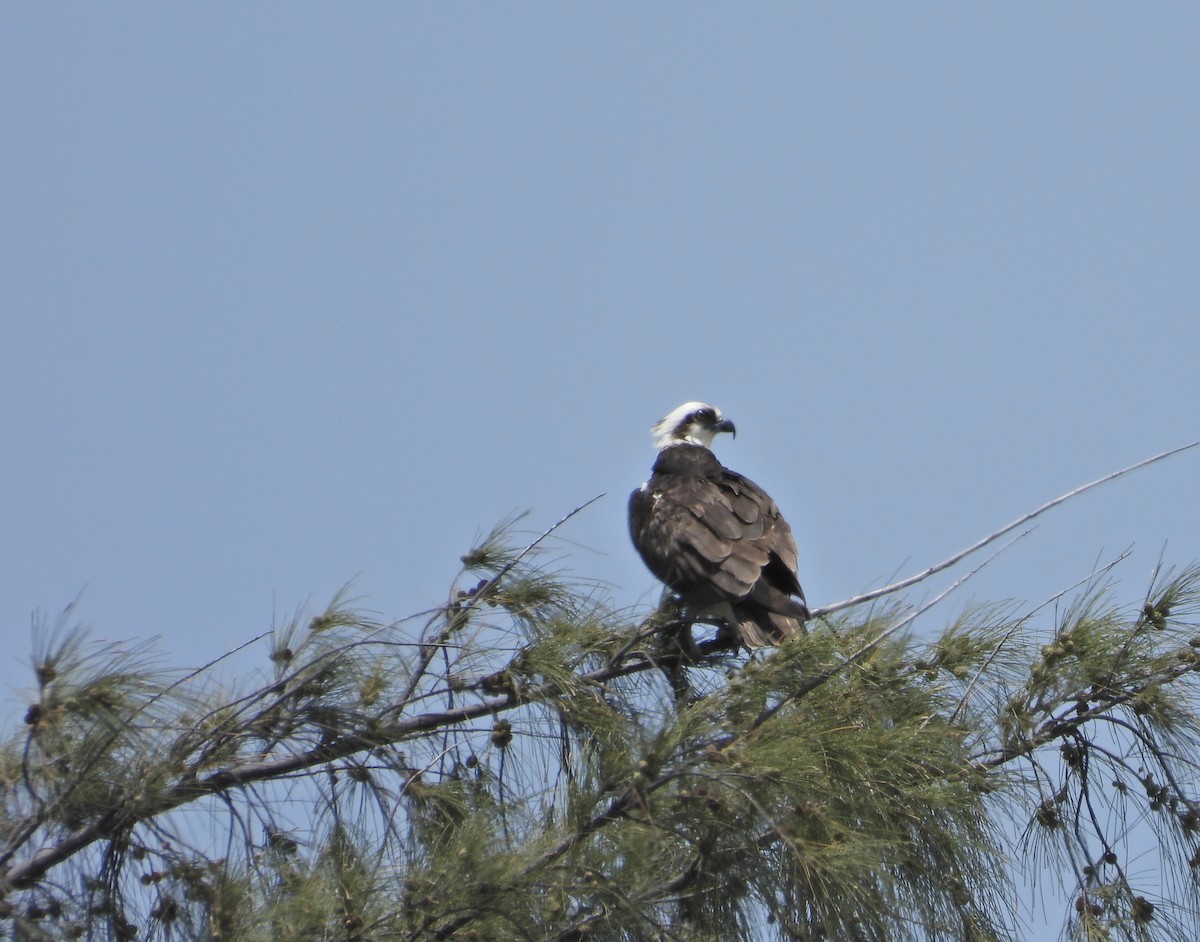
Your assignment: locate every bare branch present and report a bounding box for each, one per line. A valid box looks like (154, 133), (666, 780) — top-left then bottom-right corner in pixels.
(815, 440), (1200, 617)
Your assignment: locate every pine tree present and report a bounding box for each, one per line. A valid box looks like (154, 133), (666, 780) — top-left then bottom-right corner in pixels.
(4, 451), (1200, 941)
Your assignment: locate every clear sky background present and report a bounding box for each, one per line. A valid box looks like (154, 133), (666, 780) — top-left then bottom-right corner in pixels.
(2, 6), (1198, 937)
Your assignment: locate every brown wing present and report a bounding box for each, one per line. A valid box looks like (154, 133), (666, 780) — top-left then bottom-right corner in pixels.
(718, 471), (805, 605)
(629, 469), (805, 612)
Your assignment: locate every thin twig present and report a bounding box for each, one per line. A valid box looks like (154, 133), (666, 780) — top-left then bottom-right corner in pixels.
(391, 494), (605, 716)
(942, 548), (1134, 729)
(814, 440), (1200, 618)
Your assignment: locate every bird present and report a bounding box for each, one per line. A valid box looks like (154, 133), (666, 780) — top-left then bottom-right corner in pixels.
(628, 401), (809, 649)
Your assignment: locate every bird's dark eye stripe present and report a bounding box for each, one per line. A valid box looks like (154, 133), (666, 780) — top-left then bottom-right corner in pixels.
(693, 408), (716, 423)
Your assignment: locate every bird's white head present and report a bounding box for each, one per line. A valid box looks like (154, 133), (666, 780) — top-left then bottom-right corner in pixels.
(651, 401), (737, 450)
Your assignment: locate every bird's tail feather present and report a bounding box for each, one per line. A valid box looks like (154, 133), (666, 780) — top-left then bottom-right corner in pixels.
(735, 606), (807, 649)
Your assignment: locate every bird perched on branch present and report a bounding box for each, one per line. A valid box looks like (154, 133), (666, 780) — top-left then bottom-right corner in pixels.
(629, 402), (809, 649)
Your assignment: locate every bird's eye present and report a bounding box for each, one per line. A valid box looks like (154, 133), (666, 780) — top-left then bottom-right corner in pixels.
(693, 408), (716, 424)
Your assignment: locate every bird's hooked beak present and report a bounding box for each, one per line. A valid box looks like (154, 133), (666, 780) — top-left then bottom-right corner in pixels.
(714, 417), (736, 438)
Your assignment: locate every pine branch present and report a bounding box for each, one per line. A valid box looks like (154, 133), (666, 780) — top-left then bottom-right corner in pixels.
(7, 448), (1200, 941)
(972, 653), (1200, 771)
(2, 607), (660, 893)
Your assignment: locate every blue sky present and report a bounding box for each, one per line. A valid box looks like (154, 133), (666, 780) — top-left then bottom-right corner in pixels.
(2, 5), (1199, 934)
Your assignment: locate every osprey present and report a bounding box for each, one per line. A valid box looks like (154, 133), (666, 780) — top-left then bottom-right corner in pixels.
(629, 402), (810, 649)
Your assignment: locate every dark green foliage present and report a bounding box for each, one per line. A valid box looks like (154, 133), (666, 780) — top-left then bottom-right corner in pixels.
(3, 528), (1200, 941)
